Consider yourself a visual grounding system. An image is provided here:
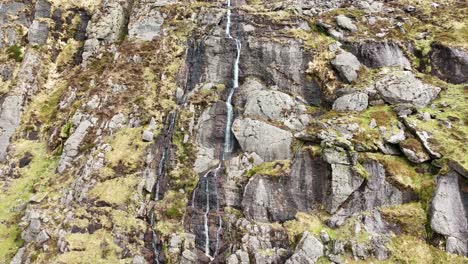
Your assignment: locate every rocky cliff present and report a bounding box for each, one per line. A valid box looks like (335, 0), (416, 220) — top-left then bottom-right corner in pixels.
(0, 0), (467, 263)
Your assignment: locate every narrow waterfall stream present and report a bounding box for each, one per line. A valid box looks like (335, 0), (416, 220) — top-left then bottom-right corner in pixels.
(195, 0), (242, 260)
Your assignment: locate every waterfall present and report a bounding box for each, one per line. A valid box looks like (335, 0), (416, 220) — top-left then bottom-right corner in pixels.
(222, 0), (242, 158)
(191, 0), (242, 260)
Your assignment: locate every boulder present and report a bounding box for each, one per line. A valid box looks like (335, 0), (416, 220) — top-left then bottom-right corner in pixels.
(373, 71), (440, 107)
(28, 20), (49, 45)
(328, 160), (416, 227)
(58, 119), (93, 173)
(429, 44), (468, 84)
(331, 51), (362, 83)
(0, 96), (22, 161)
(336, 15), (357, 32)
(328, 164), (364, 213)
(430, 171), (467, 249)
(244, 90), (310, 131)
(232, 118), (292, 161)
(242, 175), (297, 222)
(332, 92), (368, 112)
(345, 40), (411, 69)
(34, 0), (51, 19)
(128, 0), (170, 41)
(285, 232), (324, 264)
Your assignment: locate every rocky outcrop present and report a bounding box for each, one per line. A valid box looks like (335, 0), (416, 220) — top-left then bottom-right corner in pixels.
(430, 171), (467, 256)
(244, 90), (310, 131)
(232, 118), (292, 161)
(429, 44), (468, 84)
(242, 151), (330, 222)
(242, 175), (297, 222)
(285, 232), (323, 264)
(28, 20), (48, 45)
(128, 0), (177, 41)
(331, 51), (362, 83)
(332, 92), (368, 112)
(345, 40), (411, 69)
(82, 0), (131, 60)
(328, 160), (416, 227)
(372, 71), (441, 107)
(0, 51), (41, 161)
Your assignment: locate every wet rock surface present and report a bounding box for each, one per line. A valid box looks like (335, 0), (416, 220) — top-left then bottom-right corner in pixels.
(0, 0), (467, 263)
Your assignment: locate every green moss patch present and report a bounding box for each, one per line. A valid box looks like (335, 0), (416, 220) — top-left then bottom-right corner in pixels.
(56, 230), (123, 264)
(104, 127), (150, 172)
(246, 160), (291, 178)
(89, 175), (139, 206)
(0, 141), (58, 262)
(379, 203), (427, 238)
(387, 235), (467, 264)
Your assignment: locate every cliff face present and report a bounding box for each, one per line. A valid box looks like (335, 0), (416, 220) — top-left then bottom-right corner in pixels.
(0, 0), (467, 263)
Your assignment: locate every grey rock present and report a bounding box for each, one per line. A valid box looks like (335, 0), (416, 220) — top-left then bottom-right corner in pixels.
(320, 230), (330, 243)
(323, 148), (357, 166)
(180, 250), (197, 264)
(244, 90), (310, 131)
(446, 236), (467, 256)
(242, 175), (297, 222)
(82, 1), (129, 60)
(58, 119), (93, 173)
(328, 164), (364, 213)
(331, 51), (362, 83)
(142, 130), (154, 142)
(133, 255), (146, 264)
(401, 146), (430, 164)
(28, 20), (48, 45)
(351, 242), (368, 260)
(128, 0), (171, 41)
(328, 160), (416, 226)
(286, 232), (323, 264)
(34, 0), (51, 19)
(35, 230), (50, 244)
(227, 250), (250, 264)
(331, 240), (345, 255)
(232, 118), (292, 161)
(233, 77), (266, 107)
(430, 171), (467, 242)
(346, 40), (411, 69)
(0, 96), (22, 161)
(10, 247), (25, 264)
(336, 15), (357, 32)
(333, 92), (368, 112)
(429, 44), (468, 84)
(374, 71), (440, 107)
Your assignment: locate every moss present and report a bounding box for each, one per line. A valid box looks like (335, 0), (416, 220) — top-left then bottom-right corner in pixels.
(7, 44), (23, 62)
(105, 127), (150, 172)
(379, 203), (427, 238)
(110, 209), (145, 233)
(56, 230), (122, 264)
(56, 39), (82, 68)
(0, 141), (58, 261)
(406, 82), (467, 174)
(246, 160), (291, 178)
(154, 191), (186, 236)
(89, 175), (139, 206)
(365, 153), (434, 193)
(284, 212), (371, 247)
(387, 235), (467, 264)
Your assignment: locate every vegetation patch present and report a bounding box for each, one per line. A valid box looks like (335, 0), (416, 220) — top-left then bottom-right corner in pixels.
(104, 127), (150, 172)
(0, 141), (58, 262)
(89, 175), (139, 206)
(387, 235), (467, 264)
(379, 203), (427, 238)
(56, 229), (122, 264)
(246, 160), (291, 178)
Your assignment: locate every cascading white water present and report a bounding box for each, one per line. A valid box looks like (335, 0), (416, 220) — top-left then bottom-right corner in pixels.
(200, 0), (241, 259)
(223, 0), (241, 158)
